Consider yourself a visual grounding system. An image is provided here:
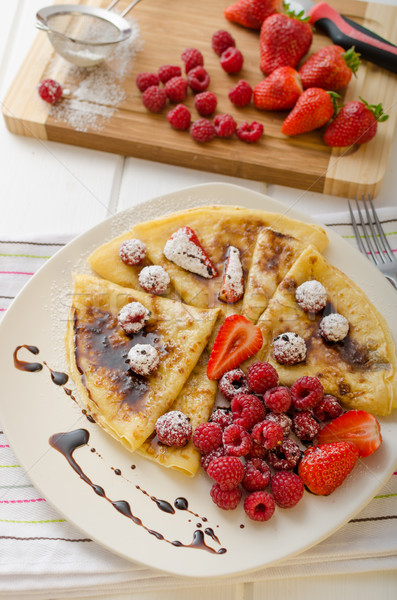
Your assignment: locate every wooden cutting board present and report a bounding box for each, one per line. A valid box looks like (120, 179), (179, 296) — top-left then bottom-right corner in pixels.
(3, 0), (397, 198)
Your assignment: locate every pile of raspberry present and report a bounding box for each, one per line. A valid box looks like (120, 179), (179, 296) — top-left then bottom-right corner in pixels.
(135, 33), (263, 144)
(192, 362), (344, 522)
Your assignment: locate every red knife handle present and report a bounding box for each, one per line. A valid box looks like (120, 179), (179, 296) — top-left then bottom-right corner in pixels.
(309, 2), (397, 74)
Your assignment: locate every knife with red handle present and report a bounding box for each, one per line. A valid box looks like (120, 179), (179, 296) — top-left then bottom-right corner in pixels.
(292, 1), (397, 73)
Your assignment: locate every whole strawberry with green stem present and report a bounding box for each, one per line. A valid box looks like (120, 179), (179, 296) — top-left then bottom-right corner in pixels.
(254, 66), (302, 111)
(298, 441), (359, 495)
(323, 98), (388, 147)
(260, 7), (313, 75)
(299, 45), (361, 91)
(282, 88), (339, 136)
(225, 0), (283, 30)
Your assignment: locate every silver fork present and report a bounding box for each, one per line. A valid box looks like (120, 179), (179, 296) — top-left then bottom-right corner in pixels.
(348, 195), (397, 290)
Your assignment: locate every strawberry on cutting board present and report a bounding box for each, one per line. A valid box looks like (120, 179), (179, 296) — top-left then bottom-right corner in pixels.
(281, 88), (337, 136)
(254, 66), (302, 111)
(317, 410), (382, 457)
(299, 45), (361, 91)
(260, 11), (313, 75)
(225, 0), (282, 30)
(323, 98), (388, 147)
(298, 441), (359, 495)
(207, 314), (263, 380)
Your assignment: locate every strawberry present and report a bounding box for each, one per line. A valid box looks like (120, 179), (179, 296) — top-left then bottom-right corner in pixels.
(298, 441), (359, 495)
(323, 98), (388, 147)
(281, 88), (338, 136)
(163, 226), (218, 278)
(207, 315), (263, 380)
(299, 45), (361, 91)
(218, 246), (244, 303)
(260, 11), (313, 75)
(225, 0), (282, 30)
(317, 410), (382, 458)
(254, 66), (302, 111)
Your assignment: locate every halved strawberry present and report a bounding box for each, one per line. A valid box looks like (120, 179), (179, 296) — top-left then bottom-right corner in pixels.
(218, 246), (244, 304)
(207, 314), (263, 380)
(317, 410), (382, 458)
(163, 226), (218, 278)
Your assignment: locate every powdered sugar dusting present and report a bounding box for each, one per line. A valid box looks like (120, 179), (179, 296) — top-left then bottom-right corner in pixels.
(50, 18), (143, 132)
(139, 265), (170, 295)
(118, 301), (150, 334)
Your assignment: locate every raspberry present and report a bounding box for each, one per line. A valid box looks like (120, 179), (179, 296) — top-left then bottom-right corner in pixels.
(246, 441), (268, 460)
(209, 408), (234, 429)
(218, 368), (250, 401)
(236, 121), (264, 143)
(38, 79), (63, 104)
(210, 483), (242, 510)
(187, 66), (210, 92)
(247, 362), (278, 395)
(220, 47), (244, 74)
(296, 280), (327, 313)
(117, 301), (150, 335)
(141, 85), (167, 113)
(314, 395), (344, 422)
(135, 72), (160, 92)
(194, 91), (217, 116)
(155, 410), (192, 447)
(181, 47), (204, 73)
(266, 412), (292, 437)
(138, 265), (170, 294)
(211, 30), (235, 56)
(119, 238), (146, 266)
(190, 118), (215, 142)
(273, 332), (307, 365)
(167, 104), (191, 130)
(200, 446), (225, 471)
(319, 313), (349, 342)
(231, 393), (265, 430)
(127, 344), (159, 377)
(207, 455), (245, 490)
(267, 439), (301, 471)
(264, 386), (291, 413)
(290, 376), (324, 411)
(292, 411), (321, 441)
(251, 420), (283, 450)
(243, 491), (275, 522)
(158, 64), (182, 83)
(242, 458), (271, 492)
(271, 471), (304, 508)
(223, 424), (252, 457)
(213, 113), (237, 138)
(228, 80), (253, 107)
(164, 76), (188, 103)
(193, 422), (223, 454)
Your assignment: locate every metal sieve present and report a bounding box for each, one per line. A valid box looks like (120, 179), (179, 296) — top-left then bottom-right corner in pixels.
(36, 0), (143, 67)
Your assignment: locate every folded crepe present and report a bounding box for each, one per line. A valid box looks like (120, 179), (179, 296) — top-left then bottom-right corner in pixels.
(65, 273), (220, 452)
(254, 246), (397, 416)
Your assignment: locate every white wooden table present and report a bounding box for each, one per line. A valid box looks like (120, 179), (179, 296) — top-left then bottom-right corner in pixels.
(1, 1), (397, 599)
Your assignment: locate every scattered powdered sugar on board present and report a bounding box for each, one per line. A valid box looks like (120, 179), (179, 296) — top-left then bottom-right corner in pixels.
(50, 18), (143, 132)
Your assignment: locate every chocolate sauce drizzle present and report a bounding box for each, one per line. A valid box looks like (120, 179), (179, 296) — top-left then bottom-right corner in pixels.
(14, 345), (227, 555)
(49, 429), (226, 554)
(13, 345), (43, 372)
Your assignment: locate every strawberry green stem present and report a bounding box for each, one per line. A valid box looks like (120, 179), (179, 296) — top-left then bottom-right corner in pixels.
(343, 46), (361, 76)
(359, 97), (389, 122)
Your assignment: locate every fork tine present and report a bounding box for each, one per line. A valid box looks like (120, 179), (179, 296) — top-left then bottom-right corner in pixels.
(348, 200), (368, 257)
(354, 197), (378, 264)
(367, 194), (395, 262)
(361, 194), (386, 264)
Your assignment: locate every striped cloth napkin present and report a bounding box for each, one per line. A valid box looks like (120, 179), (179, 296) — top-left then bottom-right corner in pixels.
(0, 209), (396, 599)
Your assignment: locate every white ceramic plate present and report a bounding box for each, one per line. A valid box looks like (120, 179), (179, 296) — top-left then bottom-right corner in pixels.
(1, 182), (396, 579)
